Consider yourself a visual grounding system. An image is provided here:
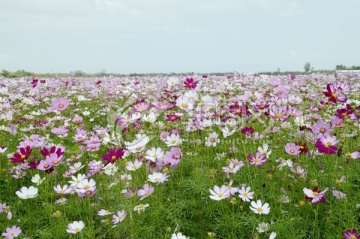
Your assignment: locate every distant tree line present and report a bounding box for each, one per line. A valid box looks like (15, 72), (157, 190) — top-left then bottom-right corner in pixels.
(335, 65), (360, 70)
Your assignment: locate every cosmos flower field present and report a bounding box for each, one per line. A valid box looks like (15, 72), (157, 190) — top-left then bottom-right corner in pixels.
(0, 73), (359, 239)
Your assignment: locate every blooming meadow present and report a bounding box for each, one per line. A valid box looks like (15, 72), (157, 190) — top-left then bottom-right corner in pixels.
(0, 73), (359, 238)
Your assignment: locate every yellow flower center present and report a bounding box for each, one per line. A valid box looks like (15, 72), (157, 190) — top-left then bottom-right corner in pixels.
(21, 154), (26, 159)
(313, 192), (319, 196)
(331, 93), (337, 98)
(181, 103), (188, 109)
(276, 113), (282, 119)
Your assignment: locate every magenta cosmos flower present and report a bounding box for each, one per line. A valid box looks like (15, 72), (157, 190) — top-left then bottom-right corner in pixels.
(230, 102), (250, 116)
(41, 146), (65, 158)
(342, 229), (360, 239)
(52, 98), (70, 111)
(315, 135), (339, 154)
(102, 148), (125, 164)
(9, 146), (32, 164)
(166, 114), (180, 122)
(323, 83), (347, 103)
(303, 187), (328, 204)
(183, 77), (198, 89)
(241, 127), (254, 135)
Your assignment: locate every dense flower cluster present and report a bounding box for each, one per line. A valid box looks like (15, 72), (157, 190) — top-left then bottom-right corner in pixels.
(0, 72), (359, 238)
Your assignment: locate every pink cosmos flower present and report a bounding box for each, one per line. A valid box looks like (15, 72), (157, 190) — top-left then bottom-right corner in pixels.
(312, 119), (332, 136)
(247, 152), (267, 166)
(164, 147), (182, 167)
(2, 225), (21, 239)
(137, 184), (154, 200)
(303, 187), (328, 204)
(51, 126), (69, 136)
(332, 190), (346, 199)
(112, 210), (127, 224)
(290, 166), (306, 177)
(285, 143), (301, 156)
(132, 100), (150, 113)
(269, 105), (291, 122)
(52, 98), (70, 111)
(342, 229), (360, 239)
(152, 102), (175, 110)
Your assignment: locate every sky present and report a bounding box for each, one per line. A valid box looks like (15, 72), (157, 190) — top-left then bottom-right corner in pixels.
(0, 0), (359, 74)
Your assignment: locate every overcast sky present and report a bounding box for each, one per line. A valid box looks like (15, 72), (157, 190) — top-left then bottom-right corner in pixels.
(0, 0), (359, 74)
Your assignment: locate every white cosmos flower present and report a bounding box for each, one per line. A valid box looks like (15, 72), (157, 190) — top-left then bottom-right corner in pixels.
(145, 147), (164, 162)
(165, 134), (182, 147)
(176, 96), (194, 111)
(148, 172), (169, 184)
(221, 126), (237, 138)
(269, 232), (277, 239)
(103, 163), (118, 176)
(69, 174), (87, 187)
(16, 186), (39, 199)
(238, 186), (254, 202)
(205, 132), (220, 147)
(209, 185), (230, 201)
(250, 200), (270, 215)
(294, 116), (306, 126)
(125, 134), (150, 153)
(66, 221), (85, 234)
(171, 232), (190, 239)
(143, 111), (158, 123)
(76, 179), (96, 194)
(31, 174), (45, 185)
(257, 143), (272, 158)
(184, 90), (198, 102)
(257, 222), (270, 233)
(133, 203), (149, 213)
(126, 159), (143, 171)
